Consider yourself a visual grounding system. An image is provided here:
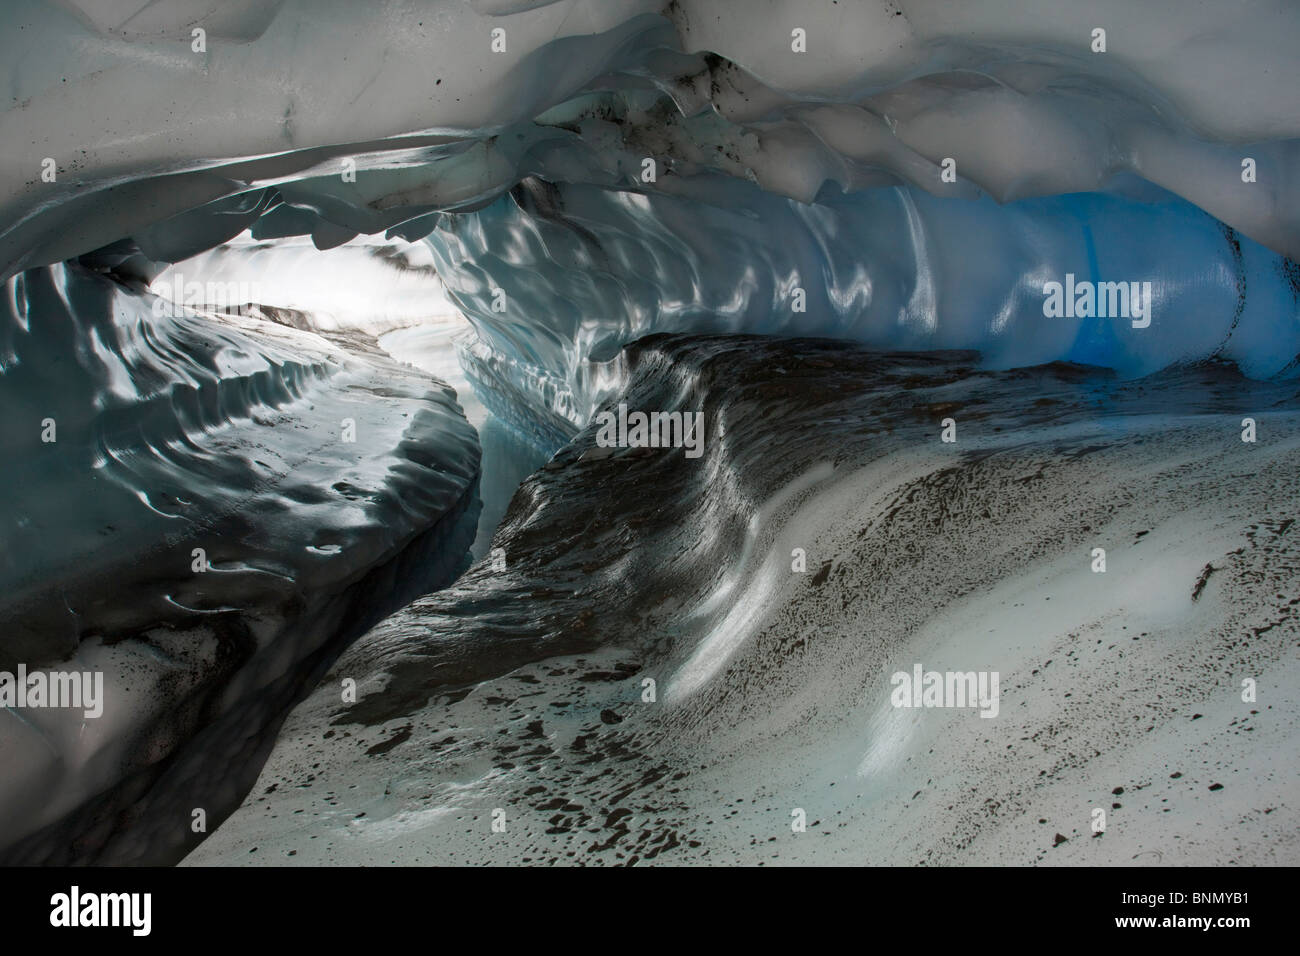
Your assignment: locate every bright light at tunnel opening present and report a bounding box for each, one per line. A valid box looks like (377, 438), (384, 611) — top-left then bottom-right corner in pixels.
(149, 230), (466, 338)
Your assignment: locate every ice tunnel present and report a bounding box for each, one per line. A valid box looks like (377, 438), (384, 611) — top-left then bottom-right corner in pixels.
(0, 0), (1297, 868)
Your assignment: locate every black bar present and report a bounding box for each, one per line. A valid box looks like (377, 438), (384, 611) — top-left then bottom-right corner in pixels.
(1, 865), (1277, 943)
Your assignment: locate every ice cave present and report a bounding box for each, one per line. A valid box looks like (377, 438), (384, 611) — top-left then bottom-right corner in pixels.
(0, 0), (1296, 868)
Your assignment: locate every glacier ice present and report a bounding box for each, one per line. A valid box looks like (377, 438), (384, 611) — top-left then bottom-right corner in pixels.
(1, 0), (1294, 432)
(3, 0), (1298, 270)
(0, 0), (1297, 865)
(0, 262), (482, 863)
(430, 178), (1300, 431)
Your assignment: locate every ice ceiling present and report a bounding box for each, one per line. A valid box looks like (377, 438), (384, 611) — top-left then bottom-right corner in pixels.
(3, 0), (1299, 418)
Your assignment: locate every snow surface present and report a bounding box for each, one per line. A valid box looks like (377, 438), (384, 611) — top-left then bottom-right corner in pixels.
(186, 334), (1300, 866)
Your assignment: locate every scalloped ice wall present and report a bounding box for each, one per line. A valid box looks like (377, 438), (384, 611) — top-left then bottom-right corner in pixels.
(1, 1), (1297, 424)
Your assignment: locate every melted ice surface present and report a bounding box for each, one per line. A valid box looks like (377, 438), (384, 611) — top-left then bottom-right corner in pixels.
(2, 1), (1296, 266)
